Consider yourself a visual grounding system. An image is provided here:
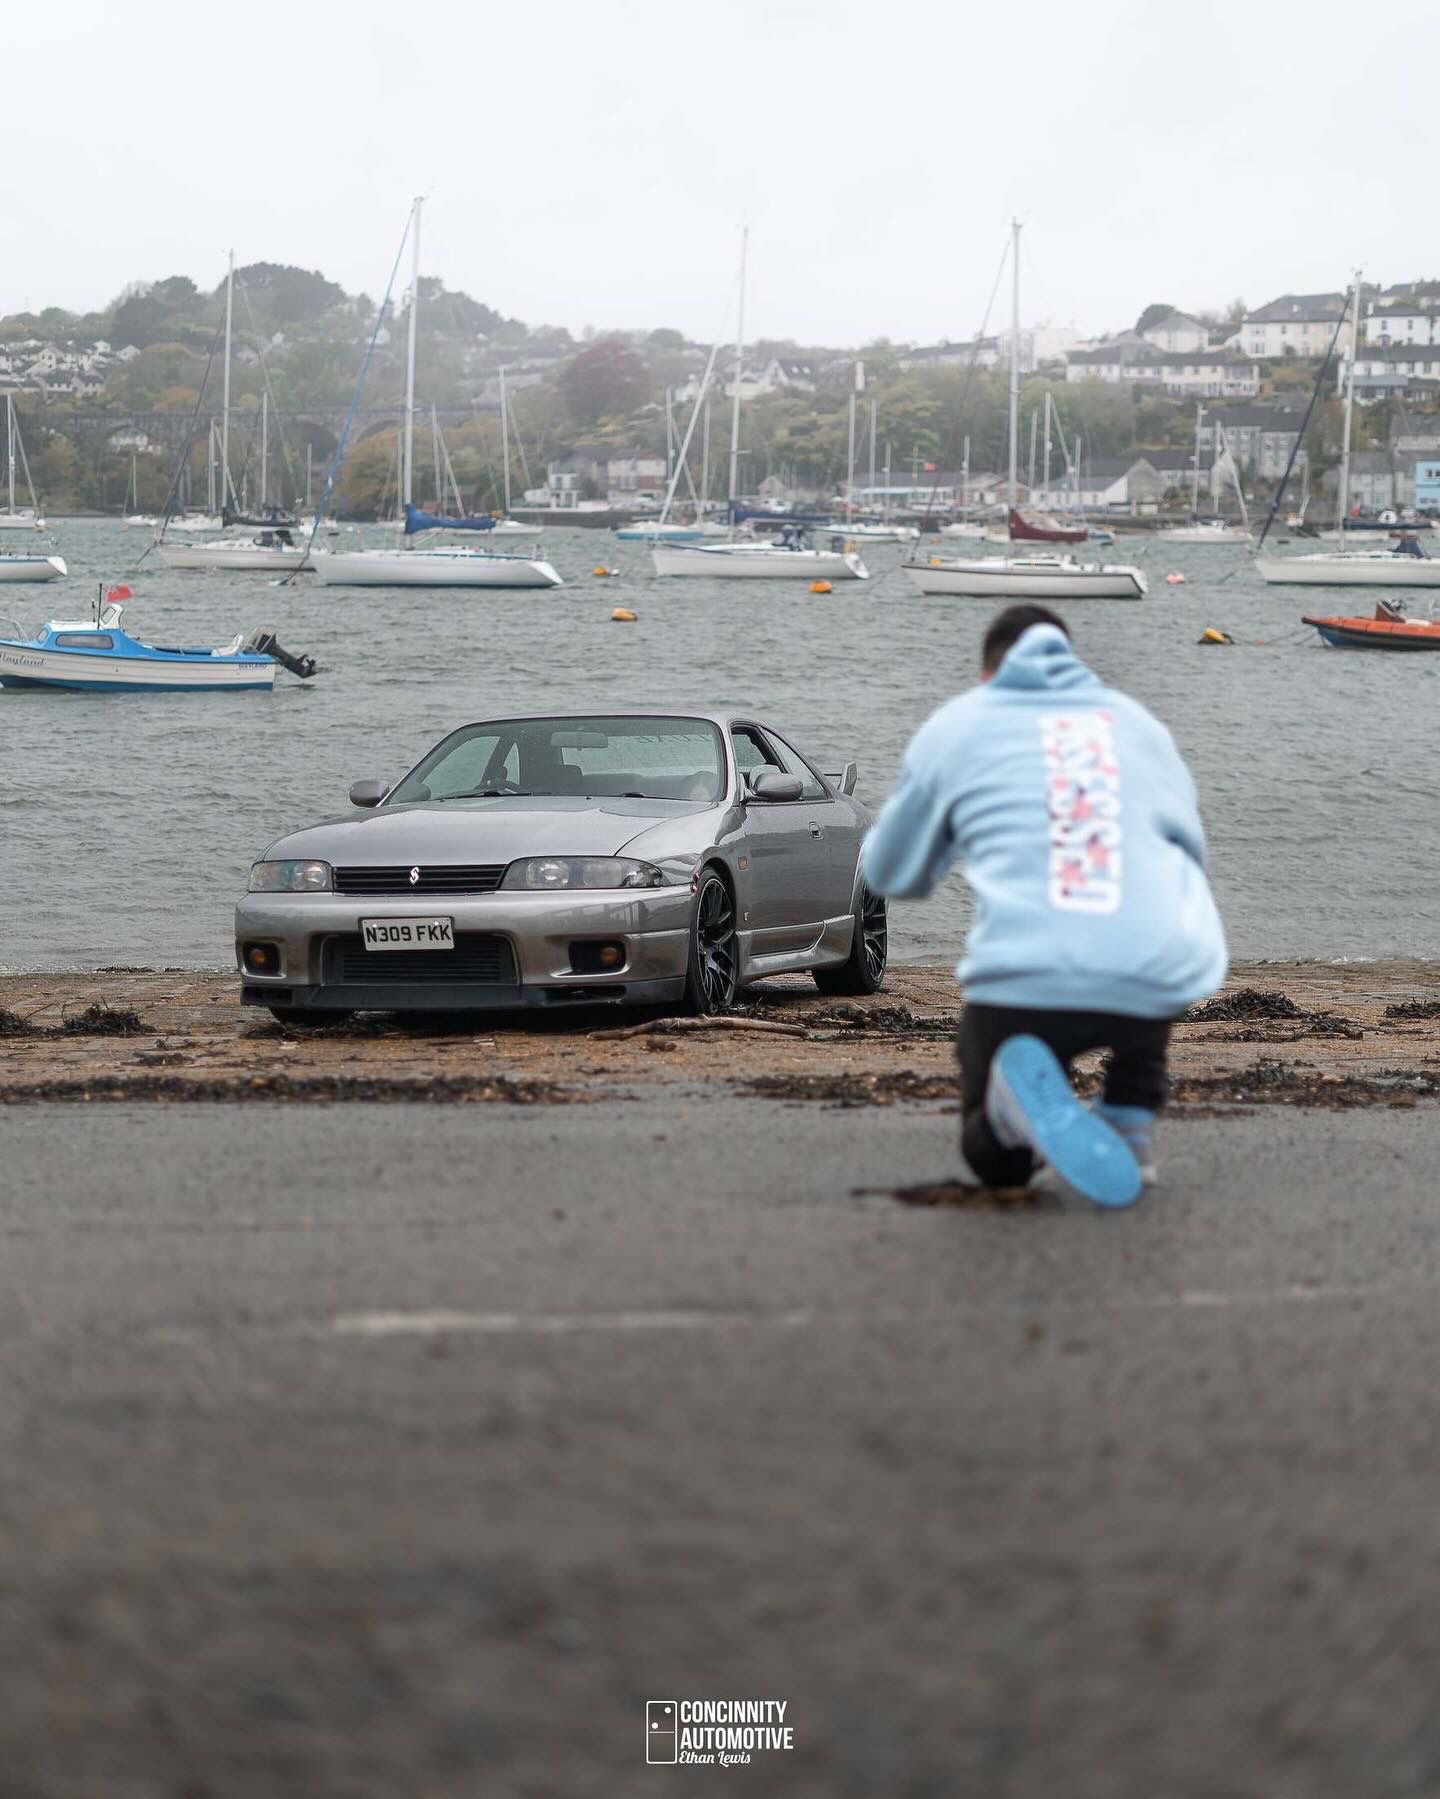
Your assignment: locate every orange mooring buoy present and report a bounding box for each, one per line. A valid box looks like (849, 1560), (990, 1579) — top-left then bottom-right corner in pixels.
(810, 580), (832, 594)
(611, 607), (637, 622)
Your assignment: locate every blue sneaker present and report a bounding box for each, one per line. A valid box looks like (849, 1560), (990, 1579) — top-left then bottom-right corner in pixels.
(1092, 1102), (1158, 1186)
(987, 1037), (1142, 1210)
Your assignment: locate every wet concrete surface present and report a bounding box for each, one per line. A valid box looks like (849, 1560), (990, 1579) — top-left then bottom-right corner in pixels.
(3, 1095), (1440, 1795)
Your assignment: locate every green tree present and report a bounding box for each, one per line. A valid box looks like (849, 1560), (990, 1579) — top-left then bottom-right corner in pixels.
(560, 338), (651, 423)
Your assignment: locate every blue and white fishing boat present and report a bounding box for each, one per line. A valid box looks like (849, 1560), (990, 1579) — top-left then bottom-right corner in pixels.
(0, 590), (317, 693)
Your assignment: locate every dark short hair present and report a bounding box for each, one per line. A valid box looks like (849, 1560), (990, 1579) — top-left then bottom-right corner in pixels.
(982, 604), (1069, 671)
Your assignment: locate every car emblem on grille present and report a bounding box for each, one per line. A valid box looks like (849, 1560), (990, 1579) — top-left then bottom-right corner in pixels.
(409, 866), (420, 885)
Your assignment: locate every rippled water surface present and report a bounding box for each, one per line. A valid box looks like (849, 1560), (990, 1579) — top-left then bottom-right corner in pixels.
(3, 520), (1438, 970)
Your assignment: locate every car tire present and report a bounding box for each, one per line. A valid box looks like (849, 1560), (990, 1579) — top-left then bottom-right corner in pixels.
(267, 1006), (352, 1028)
(812, 885), (887, 995)
(682, 869), (739, 1014)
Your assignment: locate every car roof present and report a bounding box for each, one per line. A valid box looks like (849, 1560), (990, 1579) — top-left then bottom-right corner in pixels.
(447, 708), (768, 729)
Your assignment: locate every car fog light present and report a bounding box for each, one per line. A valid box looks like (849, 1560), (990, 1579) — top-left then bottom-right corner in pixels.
(242, 942), (281, 975)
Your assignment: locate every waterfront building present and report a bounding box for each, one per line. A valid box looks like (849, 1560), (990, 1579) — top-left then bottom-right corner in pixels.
(1413, 456), (1440, 514)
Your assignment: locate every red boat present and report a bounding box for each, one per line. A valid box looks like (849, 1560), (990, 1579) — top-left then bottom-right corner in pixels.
(1302, 599), (1440, 650)
(1007, 506), (1087, 544)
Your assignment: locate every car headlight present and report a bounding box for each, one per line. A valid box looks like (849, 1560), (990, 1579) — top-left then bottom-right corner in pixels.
(248, 859), (333, 893)
(501, 856), (668, 891)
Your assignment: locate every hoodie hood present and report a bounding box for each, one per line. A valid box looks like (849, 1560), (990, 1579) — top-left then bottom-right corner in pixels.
(990, 623), (1101, 695)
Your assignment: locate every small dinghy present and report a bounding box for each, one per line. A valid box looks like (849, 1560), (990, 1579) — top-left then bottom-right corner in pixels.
(0, 586), (318, 692)
(1301, 596), (1440, 651)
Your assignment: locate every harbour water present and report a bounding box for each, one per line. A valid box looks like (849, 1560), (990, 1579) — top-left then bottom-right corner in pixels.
(3, 520), (1438, 971)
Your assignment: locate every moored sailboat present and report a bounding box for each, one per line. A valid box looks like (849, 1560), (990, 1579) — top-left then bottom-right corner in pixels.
(311, 201), (561, 590)
(651, 232), (869, 582)
(903, 222), (1145, 601)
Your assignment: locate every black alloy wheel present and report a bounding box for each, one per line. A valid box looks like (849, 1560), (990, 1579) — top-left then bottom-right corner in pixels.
(684, 871), (739, 1014)
(812, 885), (888, 995)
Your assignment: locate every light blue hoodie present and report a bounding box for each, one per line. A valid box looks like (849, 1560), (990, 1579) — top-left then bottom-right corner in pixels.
(862, 624), (1227, 1017)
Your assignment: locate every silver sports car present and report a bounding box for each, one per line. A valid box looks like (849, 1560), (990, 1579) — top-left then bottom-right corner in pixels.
(235, 709), (888, 1021)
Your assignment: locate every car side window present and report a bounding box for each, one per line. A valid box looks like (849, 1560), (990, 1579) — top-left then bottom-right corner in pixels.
(731, 727), (780, 786)
(759, 730), (830, 802)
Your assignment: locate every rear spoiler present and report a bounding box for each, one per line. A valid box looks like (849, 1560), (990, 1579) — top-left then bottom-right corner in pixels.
(825, 761), (858, 796)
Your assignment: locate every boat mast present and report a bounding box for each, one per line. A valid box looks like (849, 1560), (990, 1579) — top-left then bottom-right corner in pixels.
(1007, 218), (1021, 507)
(1336, 268), (1362, 537)
(1042, 391), (1052, 502)
(260, 391), (269, 512)
(845, 363), (859, 521)
(1191, 403), (1204, 520)
(727, 226), (748, 528)
(431, 403), (442, 507)
(6, 395), (14, 517)
(402, 196), (423, 528)
(499, 367), (512, 514)
(221, 251), (233, 514)
(868, 398), (877, 516)
(700, 392), (711, 517)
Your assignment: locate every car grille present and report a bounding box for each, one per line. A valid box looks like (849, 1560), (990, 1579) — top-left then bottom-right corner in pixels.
(333, 864), (506, 895)
(322, 933), (517, 985)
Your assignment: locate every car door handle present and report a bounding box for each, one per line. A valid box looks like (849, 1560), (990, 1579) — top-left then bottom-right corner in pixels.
(808, 821), (823, 839)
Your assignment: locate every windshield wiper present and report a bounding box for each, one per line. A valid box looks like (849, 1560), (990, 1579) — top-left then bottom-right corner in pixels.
(435, 789), (537, 801)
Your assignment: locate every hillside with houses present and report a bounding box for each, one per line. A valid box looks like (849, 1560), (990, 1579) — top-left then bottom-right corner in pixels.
(6, 266), (1440, 517)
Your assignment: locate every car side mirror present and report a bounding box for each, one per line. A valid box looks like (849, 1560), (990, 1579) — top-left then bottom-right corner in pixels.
(349, 778), (388, 808)
(748, 771), (804, 803)
(827, 761), (858, 796)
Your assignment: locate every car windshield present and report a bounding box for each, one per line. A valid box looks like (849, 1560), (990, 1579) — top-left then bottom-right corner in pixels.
(390, 716), (727, 804)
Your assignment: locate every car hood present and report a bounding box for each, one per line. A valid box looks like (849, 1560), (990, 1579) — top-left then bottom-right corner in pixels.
(263, 796), (716, 864)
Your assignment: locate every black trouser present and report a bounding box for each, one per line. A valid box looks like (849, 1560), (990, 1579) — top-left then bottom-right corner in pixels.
(958, 1003), (1173, 1188)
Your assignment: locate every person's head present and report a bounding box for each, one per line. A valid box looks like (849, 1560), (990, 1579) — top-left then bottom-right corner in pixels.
(980, 604), (1069, 679)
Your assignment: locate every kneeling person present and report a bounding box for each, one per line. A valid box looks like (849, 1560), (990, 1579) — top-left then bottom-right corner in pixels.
(863, 605), (1227, 1207)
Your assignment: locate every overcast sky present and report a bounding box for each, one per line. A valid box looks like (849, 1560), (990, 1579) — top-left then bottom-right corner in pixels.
(4, 0), (1433, 347)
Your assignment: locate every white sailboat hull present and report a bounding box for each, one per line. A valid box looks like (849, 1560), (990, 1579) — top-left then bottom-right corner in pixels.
(1153, 526), (1251, 544)
(158, 543), (315, 572)
(0, 554), (66, 583)
(0, 512), (43, 531)
(310, 548), (563, 588)
(904, 556), (1147, 599)
(838, 523), (919, 543)
(1255, 553), (1440, 587)
(651, 544), (869, 579)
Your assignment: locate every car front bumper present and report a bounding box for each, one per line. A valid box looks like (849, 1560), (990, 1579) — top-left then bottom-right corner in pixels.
(234, 887), (693, 1012)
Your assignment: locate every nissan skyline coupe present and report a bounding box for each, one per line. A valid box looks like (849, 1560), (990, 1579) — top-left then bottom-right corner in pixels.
(235, 709), (888, 1021)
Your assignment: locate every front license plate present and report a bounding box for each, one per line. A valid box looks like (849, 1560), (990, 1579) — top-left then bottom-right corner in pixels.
(360, 916), (455, 951)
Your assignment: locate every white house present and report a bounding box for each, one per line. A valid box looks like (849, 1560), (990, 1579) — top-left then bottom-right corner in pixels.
(1139, 310), (1210, 355)
(1348, 342), (1440, 403)
(720, 358), (817, 402)
(1239, 293), (1351, 360)
(1064, 342), (1258, 398)
(896, 337), (1002, 373)
(1363, 282), (1440, 347)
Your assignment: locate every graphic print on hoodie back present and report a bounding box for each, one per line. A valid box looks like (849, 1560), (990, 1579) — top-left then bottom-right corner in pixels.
(1042, 707), (1122, 914)
(861, 624), (1227, 1019)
